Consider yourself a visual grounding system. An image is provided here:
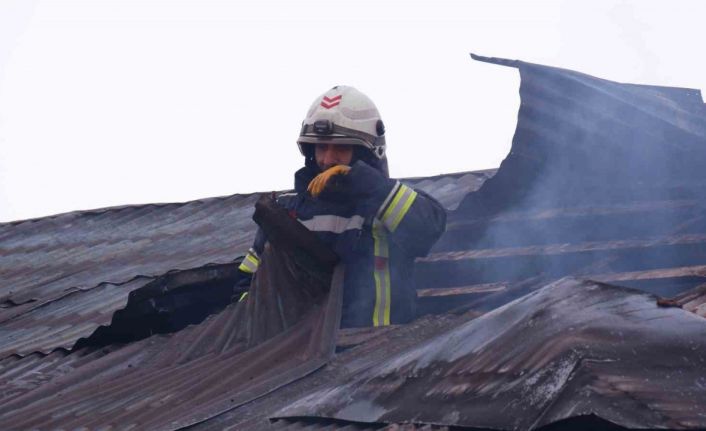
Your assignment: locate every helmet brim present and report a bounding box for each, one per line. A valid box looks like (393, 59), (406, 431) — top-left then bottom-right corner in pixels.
(297, 135), (373, 150)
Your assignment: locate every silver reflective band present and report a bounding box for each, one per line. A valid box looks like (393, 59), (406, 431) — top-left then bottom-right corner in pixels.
(299, 214), (365, 234)
(377, 181), (402, 220)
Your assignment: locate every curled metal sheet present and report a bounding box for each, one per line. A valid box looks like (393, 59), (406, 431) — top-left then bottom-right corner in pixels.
(0, 277), (151, 357)
(0, 196), (344, 431)
(419, 54), (706, 316)
(0, 175), (478, 358)
(458, 54), (706, 218)
(275, 278), (706, 430)
(4, 53), (706, 431)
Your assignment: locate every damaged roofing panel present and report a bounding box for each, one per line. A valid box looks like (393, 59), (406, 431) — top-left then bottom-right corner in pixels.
(0, 344), (124, 406)
(3, 54), (706, 431)
(0, 198), (345, 430)
(0, 261), (242, 357)
(0, 264), (340, 430)
(189, 314), (470, 431)
(418, 54), (706, 312)
(0, 174), (486, 357)
(0, 193), (261, 308)
(0, 174), (484, 311)
(275, 278), (706, 430)
(457, 54), (706, 218)
(0, 277), (150, 357)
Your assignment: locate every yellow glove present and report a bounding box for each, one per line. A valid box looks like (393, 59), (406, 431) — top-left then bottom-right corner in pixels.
(307, 165), (351, 198)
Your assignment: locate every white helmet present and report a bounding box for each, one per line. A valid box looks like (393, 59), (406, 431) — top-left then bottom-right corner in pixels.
(297, 86), (388, 174)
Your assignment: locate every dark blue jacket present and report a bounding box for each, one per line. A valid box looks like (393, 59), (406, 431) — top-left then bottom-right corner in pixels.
(240, 160), (446, 328)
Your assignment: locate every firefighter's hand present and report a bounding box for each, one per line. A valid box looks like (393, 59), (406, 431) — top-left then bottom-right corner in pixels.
(307, 165), (351, 198)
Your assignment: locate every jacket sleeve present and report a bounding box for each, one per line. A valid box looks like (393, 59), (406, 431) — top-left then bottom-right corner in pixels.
(238, 226), (267, 274)
(237, 191), (298, 274)
(344, 160), (447, 257)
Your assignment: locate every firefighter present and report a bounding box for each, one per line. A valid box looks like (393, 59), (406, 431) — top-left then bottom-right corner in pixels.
(238, 85), (446, 328)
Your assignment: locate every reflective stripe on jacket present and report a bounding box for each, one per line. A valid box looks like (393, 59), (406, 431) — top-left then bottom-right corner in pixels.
(246, 160), (446, 328)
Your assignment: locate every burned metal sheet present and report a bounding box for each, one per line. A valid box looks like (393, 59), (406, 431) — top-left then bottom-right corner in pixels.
(3, 54), (706, 431)
(0, 345), (123, 406)
(0, 174), (480, 358)
(0, 277), (150, 357)
(0, 174), (478, 309)
(275, 278), (706, 430)
(0, 193), (262, 308)
(0, 196), (344, 430)
(0, 261), (243, 357)
(458, 54), (706, 218)
(189, 314), (469, 431)
(407, 54), (706, 316)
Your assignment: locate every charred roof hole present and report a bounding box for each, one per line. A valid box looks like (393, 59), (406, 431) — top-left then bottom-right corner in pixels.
(74, 261), (243, 350)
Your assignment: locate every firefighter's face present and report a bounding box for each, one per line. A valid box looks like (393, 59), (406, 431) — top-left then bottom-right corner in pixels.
(315, 143), (354, 171)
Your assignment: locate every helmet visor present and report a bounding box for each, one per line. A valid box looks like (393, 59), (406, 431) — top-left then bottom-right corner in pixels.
(297, 135), (373, 150)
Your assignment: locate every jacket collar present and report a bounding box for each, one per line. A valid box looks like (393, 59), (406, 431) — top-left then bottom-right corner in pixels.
(294, 166), (318, 193)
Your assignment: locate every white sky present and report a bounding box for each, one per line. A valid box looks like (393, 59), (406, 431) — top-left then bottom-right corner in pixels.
(1, 0), (704, 222)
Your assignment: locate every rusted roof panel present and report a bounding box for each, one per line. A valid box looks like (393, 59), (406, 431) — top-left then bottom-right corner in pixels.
(457, 55), (706, 218)
(190, 314), (469, 431)
(275, 278), (706, 430)
(0, 297), (335, 430)
(0, 174), (484, 358)
(0, 201), (345, 430)
(0, 193), (261, 308)
(2, 54), (706, 431)
(0, 345), (123, 406)
(0, 277), (149, 357)
(0, 175), (482, 308)
(414, 54), (706, 314)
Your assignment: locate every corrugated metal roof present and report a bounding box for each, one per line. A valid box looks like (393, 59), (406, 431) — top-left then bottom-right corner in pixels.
(2, 54), (706, 430)
(0, 193), (261, 307)
(275, 278), (706, 430)
(0, 174), (487, 358)
(457, 54), (706, 218)
(409, 170), (496, 210)
(190, 313), (469, 431)
(0, 277), (149, 357)
(0, 345), (124, 406)
(0, 245), (344, 430)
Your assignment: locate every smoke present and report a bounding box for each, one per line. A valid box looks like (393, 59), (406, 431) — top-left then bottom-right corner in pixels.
(443, 60), (706, 300)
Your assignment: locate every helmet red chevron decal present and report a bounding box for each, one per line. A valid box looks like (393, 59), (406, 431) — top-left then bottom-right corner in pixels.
(320, 95), (342, 109)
